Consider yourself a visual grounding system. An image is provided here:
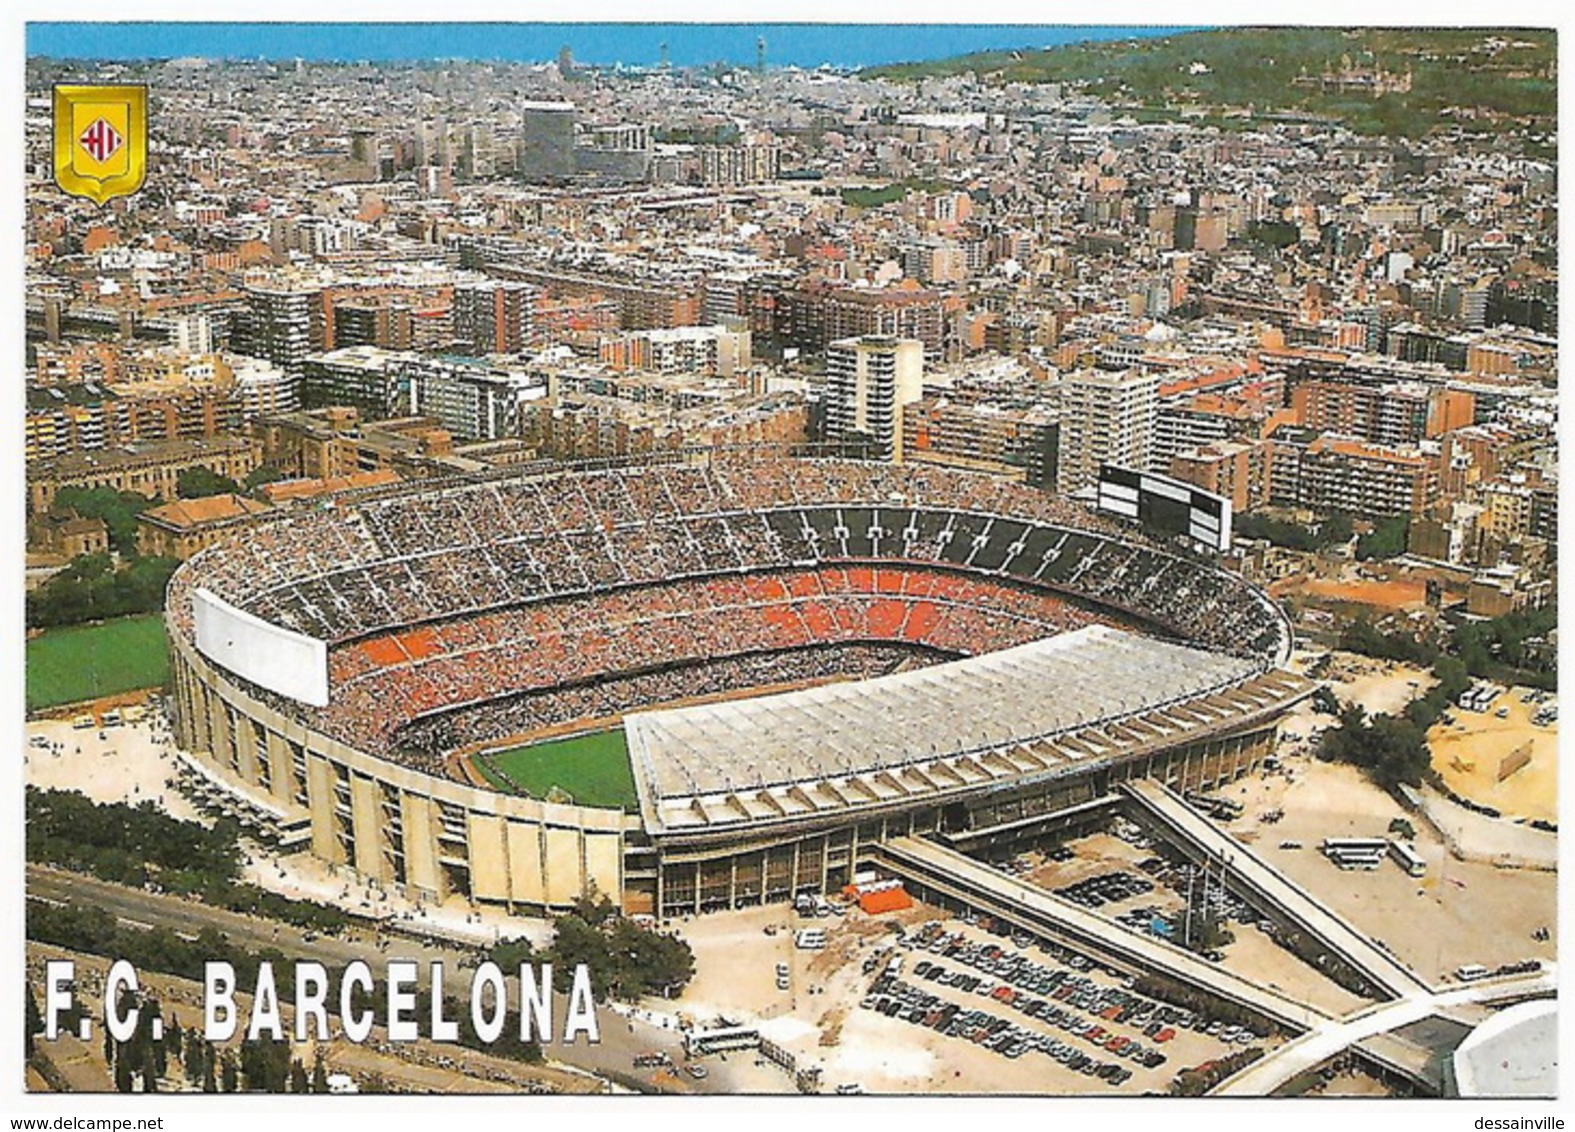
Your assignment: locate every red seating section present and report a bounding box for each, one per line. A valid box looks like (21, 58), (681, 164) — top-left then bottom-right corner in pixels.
(323, 566), (1100, 753)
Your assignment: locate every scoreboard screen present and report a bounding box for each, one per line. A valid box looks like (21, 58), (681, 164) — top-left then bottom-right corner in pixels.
(1096, 465), (1232, 553)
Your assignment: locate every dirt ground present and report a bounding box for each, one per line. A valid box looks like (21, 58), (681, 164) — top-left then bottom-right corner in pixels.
(1290, 649), (1437, 719)
(1295, 577), (1428, 611)
(1246, 651), (1558, 980)
(1221, 755), (1556, 984)
(1428, 686), (1557, 824)
(1308, 1068), (1393, 1097)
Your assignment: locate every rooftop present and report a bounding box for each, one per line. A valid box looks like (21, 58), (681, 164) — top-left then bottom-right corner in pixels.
(141, 493), (273, 530)
(626, 625), (1311, 837)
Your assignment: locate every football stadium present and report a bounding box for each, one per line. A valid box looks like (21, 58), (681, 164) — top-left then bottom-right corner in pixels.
(164, 453), (1312, 918)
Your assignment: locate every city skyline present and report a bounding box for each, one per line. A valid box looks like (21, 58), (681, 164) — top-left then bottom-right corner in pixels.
(17, 20), (1559, 1107)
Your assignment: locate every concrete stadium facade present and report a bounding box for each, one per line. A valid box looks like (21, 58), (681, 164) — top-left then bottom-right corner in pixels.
(164, 456), (1310, 919)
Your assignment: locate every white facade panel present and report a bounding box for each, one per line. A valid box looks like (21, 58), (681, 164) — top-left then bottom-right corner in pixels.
(194, 588), (330, 707)
(1140, 474), (1192, 502)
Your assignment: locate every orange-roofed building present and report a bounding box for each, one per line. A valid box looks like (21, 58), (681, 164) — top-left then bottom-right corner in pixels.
(82, 225), (119, 253)
(1300, 436), (1438, 518)
(260, 467), (402, 504)
(1170, 439), (1273, 513)
(136, 493), (274, 559)
(858, 887), (912, 914)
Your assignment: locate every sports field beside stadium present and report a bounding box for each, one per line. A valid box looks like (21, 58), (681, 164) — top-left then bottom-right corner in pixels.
(474, 728), (639, 811)
(26, 614), (168, 711)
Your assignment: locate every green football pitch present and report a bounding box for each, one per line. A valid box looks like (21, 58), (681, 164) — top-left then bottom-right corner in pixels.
(474, 728), (638, 811)
(25, 614), (168, 711)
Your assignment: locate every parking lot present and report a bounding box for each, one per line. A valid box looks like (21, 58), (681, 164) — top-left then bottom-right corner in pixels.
(1008, 819), (1371, 1017)
(1013, 823), (1251, 957)
(668, 892), (1279, 1094)
(852, 913), (1274, 1093)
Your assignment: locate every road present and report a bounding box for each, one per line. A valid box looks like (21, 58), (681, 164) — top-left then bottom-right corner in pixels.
(29, 865), (456, 974)
(25, 864), (784, 1095)
(1212, 967), (1557, 1096)
(1121, 779), (1431, 998)
(873, 835), (1331, 1032)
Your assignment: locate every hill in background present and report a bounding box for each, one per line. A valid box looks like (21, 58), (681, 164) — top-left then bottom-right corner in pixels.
(866, 27), (1555, 139)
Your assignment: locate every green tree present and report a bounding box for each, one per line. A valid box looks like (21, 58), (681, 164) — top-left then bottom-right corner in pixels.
(489, 937), (536, 969)
(569, 891), (617, 928)
(1432, 654), (1471, 701)
(1356, 514), (1409, 560)
(25, 553), (180, 628)
(1319, 703), (1430, 790)
(540, 901), (696, 1001)
(546, 914), (617, 997)
(608, 917), (696, 997)
(244, 465), (289, 492)
(52, 486), (156, 556)
(185, 1028), (205, 1084)
(1320, 511), (1355, 546)
(176, 466), (242, 499)
(1338, 618), (1437, 665)
(25, 988), (42, 1061)
(141, 1041), (160, 1093)
(1246, 220), (1299, 248)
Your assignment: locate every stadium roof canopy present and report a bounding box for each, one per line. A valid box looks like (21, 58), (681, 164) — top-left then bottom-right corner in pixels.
(626, 625), (1312, 838)
(1450, 999), (1558, 1097)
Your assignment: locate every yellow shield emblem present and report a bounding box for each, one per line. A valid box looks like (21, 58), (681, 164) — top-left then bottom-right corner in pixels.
(53, 84), (148, 205)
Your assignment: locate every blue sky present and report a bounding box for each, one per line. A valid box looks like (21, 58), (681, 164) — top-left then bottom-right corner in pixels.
(28, 23), (1197, 69)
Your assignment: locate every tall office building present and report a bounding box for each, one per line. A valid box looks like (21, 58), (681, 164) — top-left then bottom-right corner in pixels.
(458, 124), (494, 181)
(1058, 368), (1159, 495)
(824, 336), (924, 462)
(401, 356), (546, 442)
(233, 282), (320, 377)
(348, 128), (379, 179)
(519, 101), (577, 184)
(453, 279), (538, 355)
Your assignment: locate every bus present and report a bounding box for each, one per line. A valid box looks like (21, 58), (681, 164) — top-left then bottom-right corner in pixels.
(1388, 840), (1426, 877)
(1321, 838), (1387, 870)
(684, 1026), (761, 1057)
(1458, 684), (1506, 713)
